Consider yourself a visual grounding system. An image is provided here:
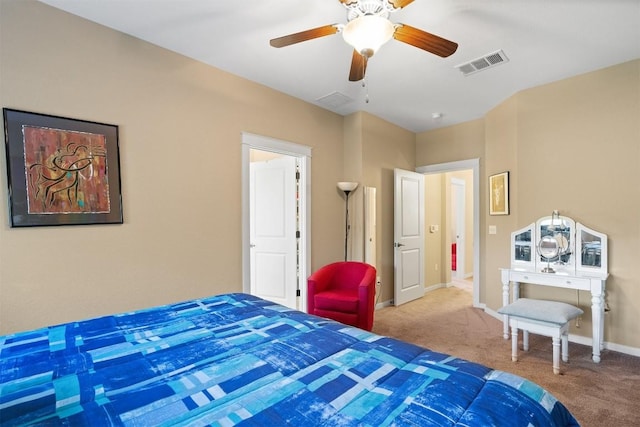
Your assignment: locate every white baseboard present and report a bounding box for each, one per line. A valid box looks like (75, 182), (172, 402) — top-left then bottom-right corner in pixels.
(425, 283), (445, 293)
(485, 306), (502, 321)
(604, 341), (640, 357)
(376, 284), (446, 309)
(448, 279), (473, 292)
(376, 299), (393, 310)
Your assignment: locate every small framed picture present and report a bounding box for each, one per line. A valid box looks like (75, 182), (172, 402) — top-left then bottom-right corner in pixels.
(3, 108), (123, 227)
(489, 171), (509, 215)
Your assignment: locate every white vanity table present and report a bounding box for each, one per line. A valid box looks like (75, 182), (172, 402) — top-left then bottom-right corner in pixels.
(501, 213), (608, 363)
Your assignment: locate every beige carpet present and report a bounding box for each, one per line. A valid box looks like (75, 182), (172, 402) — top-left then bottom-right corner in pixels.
(372, 287), (640, 427)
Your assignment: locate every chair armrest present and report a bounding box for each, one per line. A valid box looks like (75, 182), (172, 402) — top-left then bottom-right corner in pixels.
(357, 269), (376, 293)
(307, 264), (336, 313)
(357, 267), (377, 330)
(308, 266), (335, 293)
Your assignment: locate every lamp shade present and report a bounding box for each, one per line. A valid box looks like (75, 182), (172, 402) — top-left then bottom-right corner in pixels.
(342, 15), (395, 57)
(337, 181), (359, 192)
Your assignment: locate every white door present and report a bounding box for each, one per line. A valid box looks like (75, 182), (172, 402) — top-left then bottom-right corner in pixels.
(250, 156), (297, 309)
(452, 178), (466, 280)
(394, 168), (425, 305)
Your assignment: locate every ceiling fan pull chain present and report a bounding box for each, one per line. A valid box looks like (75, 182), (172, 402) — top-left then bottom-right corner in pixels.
(364, 78), (369, 104)
(363, 61), (370, 104)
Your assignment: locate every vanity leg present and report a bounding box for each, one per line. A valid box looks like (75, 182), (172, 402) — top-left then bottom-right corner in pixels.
(599, 293), (606, 352)
(501, 274), (511, 339)
(591, 293), (603, 363)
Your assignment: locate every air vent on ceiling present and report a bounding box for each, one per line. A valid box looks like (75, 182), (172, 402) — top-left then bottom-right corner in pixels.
(316, 91), (354, 109)
(455, 49), (509, 76)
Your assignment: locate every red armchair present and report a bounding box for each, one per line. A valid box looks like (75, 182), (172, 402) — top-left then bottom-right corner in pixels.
(307, 261), (377, 331)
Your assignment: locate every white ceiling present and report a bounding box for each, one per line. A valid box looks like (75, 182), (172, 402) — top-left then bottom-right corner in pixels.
(39, 0), (640, 133)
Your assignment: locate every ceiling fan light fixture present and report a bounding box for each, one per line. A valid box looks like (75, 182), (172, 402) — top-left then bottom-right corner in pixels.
(342, 15), (394, 57)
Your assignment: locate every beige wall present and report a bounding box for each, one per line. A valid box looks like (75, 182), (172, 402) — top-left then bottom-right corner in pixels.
(514, 61), (640, 347)
(423, 170), (474, 288)
(417, 60), (640, 350)
(483, 97), (519, 311)
(424, 174), (443, 287)
(345, 112), (415, 303)
(0, 0), (348, 333)
(417, 119), (486, 301)
(449, 169), (474, 276)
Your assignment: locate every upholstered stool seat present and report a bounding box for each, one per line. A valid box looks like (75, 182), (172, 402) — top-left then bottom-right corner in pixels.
(498, 298), (583, 374)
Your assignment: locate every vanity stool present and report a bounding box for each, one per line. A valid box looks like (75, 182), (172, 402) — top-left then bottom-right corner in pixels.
(498, 298), (583, 374)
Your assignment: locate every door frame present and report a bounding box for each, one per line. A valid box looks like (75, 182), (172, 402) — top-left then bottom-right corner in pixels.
(416, 158), (481, 308)
(241, 132), (312, 312)
(451, 177), (466, 280)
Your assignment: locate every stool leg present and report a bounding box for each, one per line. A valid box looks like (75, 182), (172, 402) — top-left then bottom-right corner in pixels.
(552, 336), (561, 374)
(523, 330), (529, 351)
(511, 326), (519, 362)
(562, 333), (569, 363)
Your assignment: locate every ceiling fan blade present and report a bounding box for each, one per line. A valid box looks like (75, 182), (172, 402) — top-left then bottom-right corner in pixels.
(349, 50), (368, 82)
(393, 24), (458, 57)
(389, 0), (415, 9)
(270, 25), (339, 48)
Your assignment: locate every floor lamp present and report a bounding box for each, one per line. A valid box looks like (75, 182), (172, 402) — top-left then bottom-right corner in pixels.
(337, 181), (358, 262)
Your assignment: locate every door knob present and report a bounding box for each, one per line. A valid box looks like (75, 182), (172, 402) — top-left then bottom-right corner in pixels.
(394, 242), (405, 248)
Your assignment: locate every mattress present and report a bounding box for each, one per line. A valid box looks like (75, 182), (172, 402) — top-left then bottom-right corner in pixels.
(0, 293), (579, 426)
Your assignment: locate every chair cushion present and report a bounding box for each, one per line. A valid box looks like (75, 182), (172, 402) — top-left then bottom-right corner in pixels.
(313, 309), (358, 327)
(314, 290), (359, 313)
(498, 298), (583, 325)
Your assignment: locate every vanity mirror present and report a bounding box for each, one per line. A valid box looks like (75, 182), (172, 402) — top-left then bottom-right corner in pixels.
(510, 223), (535, 269)
(509, 211), (607, 276)
(576, 222), (608, 274)
(536, 211), (575, 274)
(537, 235), (560, 273)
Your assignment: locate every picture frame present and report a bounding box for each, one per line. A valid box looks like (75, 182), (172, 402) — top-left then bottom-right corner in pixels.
(489, 171), (509, 215)
(3, 108), (123, 227)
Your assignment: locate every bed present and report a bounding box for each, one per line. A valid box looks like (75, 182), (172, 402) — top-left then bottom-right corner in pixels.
(0, 293), (579, 426)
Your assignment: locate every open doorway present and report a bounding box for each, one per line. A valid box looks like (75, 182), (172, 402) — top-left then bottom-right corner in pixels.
(450, 175), (473, 292)
(417, 159), (480, 308)
(241, 133), (311, 312)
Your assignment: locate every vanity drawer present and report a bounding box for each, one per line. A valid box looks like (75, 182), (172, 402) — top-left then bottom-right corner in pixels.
(509, 271), (591, 291)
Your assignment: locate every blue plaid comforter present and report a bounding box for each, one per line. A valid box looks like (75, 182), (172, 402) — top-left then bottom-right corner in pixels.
(0, 293), (579, 426)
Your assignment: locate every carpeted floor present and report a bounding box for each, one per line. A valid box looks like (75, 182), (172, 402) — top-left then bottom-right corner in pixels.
(372, 287), (640, 427)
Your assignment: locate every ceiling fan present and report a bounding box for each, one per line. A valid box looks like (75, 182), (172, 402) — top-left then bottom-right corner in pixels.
(270, 0), (458, 82)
